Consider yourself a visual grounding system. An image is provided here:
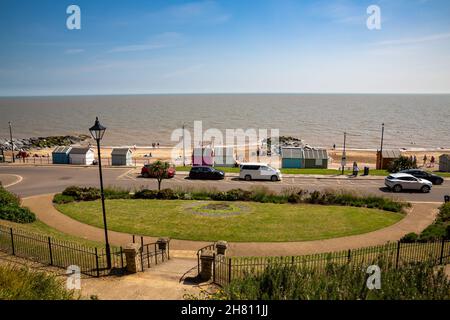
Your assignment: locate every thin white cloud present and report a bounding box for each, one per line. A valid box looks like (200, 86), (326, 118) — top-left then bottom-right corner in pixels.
(108, 32), (183, 53)
(149, 1), (231, 24)
(373, 32), (450, 46)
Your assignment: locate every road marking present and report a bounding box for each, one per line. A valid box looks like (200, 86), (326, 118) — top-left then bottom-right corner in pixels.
(2, 174), (23, 188)
(117, 168), (136, 180)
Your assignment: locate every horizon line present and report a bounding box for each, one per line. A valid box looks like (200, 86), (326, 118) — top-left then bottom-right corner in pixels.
(2, 91), (450, 98)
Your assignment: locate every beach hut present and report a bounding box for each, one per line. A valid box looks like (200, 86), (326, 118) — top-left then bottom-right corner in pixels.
(303, 148), (328, 169)
(214, 147), (235, 167)
(376, 149), (401, 170)
(52, 146), (72, 164)
(111, 148), (132, 166)
(192, 147), (214, 166)
(439, 154), (450, 172)
(69, 147), (95, 165)
(281, 147), (304, 169)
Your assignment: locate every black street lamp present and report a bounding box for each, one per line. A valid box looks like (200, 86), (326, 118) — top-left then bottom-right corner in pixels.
(89, 117), (111, 269)
(9, 121), (15, 163)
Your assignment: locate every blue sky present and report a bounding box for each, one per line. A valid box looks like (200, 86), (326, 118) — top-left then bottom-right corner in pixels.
(1, 0), (450, 96)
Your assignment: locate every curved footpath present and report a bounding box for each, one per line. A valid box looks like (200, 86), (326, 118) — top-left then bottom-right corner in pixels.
(22, 194), (440, 257)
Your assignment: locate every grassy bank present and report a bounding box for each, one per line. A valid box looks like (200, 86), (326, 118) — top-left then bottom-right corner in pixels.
(204, 261), (450, 300)
(55, 199), (403, 242)
(0, 264), (76, 300)
(0, 219), (106, 248)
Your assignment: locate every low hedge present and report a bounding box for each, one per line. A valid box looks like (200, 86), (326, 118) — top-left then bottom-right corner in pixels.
(401, 203), (450, 242)
(0, 186), (36, 224)
(58, 185), (408, 213)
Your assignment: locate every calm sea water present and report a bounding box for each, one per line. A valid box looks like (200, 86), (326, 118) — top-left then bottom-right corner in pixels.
(0, 94), (449, 149)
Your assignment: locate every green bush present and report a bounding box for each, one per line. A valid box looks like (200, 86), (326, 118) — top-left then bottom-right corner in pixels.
(211, 261), (450, 300)
(0, 205), (36, 223)
(400, 232), (419, 243)
(0, 186), (20, 207)
(62, 186), (100, 201)
(0, 265), (76, 300)
(388, 156), (417, 173)
(414, 203), (450, 242)
(134, 189), (159, 199)
(103, 187), (131, 199)
(52, 194), (75, 204)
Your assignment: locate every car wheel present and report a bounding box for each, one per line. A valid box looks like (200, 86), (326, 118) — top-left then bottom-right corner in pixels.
(393, 185), (402, 193)
(143, 172), (150, 178)
(245, 175), (252, 181)
(421, 185), (431, 193)
(271, 175), (278, 182)
(435, 178), (444, 185)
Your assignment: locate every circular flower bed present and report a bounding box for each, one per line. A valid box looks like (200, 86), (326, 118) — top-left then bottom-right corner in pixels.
(183, 201), (252, 217)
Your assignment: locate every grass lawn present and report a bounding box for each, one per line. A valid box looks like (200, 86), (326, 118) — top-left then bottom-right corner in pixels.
(0, 219), (105, 248)
(55, 200), (403, 242)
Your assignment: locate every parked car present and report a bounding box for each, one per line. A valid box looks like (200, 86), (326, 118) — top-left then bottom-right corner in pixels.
(189, 166), (225, 180)
(399, 169), (444, 185)
(239, 163), (282, 181)
(385, 173), (432, 193)
(141, 164), (175, 178)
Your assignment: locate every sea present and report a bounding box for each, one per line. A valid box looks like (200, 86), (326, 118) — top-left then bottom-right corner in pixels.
(0, 94), (449, 150)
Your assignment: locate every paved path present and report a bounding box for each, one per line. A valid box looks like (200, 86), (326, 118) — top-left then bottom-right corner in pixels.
(22, 194), (440, 257)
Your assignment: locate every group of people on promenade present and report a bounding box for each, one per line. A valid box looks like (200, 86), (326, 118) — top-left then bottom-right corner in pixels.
(422, 154), (436, 168)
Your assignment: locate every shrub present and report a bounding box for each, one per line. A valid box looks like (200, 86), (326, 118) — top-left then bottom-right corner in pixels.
(416, 202), (450, 242)
(62, 186), (100, 201)
(225, 189), (252, 201)
(388, 156), (417, 173)
(211, 261), (450, 300)
(134, 189), (158, 199)
(103, 187), (131, 199)
(0, 205), (36, 223)
(0, 265), (76, 300)
(53, 194), (75, 204)
(400, 232), (419, 243)
(0, 186), (20, 207)
(157, 188), (178, 200)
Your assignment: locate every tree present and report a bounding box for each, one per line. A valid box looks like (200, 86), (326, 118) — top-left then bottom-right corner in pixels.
(148, 161), (170, 191)
(388, 156), (417, 173)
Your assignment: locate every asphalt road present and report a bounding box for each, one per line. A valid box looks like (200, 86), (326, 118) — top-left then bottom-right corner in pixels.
(0, 165), (449, 202)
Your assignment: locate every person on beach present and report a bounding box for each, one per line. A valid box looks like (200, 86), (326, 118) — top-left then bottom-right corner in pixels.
(413, 155), (417, 166)
(423, 154), (428, 167)
(430, 156), (435, 167)
(333, 144), (336, 150)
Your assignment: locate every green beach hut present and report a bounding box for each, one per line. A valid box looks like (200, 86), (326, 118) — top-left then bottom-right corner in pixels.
(281, 147), (304, 169)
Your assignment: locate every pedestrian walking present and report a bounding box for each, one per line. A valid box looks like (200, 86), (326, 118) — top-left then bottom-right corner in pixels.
(423, 154), (427, 167)
(353, 161), (359, 177)
(430, 156), (435, 168)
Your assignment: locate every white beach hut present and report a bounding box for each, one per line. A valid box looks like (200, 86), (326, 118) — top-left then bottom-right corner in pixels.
(69, 147), (95, 165)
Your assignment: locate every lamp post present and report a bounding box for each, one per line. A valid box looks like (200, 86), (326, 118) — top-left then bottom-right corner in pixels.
(379, 123), (385, 169)
(341, 132), (347, 175)
(8, 122), (15, 163)
(89, 117), (111, 269)
(182, 123), (186, 167)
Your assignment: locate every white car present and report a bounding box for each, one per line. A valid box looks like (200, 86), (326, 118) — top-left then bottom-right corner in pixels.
(385, 173), (432, 193)
(239, 163), (282, 181)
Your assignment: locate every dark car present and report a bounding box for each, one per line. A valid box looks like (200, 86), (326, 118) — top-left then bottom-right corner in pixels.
(189, 166), (225, 180)
(399, 169), (444, 185)
(141, 164), (176, 178)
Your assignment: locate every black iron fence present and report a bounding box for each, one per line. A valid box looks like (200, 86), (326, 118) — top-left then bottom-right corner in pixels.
(0, 225), (126, 277)
(132, 235), (170, 271)
(205, 239), (450, 287)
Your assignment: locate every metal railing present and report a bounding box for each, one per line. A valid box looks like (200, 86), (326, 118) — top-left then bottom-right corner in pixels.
(0, 225), (126, 277)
